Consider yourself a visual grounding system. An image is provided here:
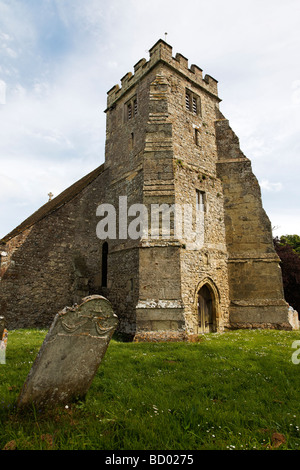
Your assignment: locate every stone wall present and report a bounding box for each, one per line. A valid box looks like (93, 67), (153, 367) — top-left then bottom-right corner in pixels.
(215, 119), (291, 329)
(0, 167), (107, 329)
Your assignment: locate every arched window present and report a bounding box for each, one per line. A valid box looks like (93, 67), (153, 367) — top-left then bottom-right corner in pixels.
(102, 242), (108, 287)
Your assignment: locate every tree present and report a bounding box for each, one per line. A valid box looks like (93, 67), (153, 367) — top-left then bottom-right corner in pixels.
(279, 234), (300, 255)
(274, 237), (300, 316)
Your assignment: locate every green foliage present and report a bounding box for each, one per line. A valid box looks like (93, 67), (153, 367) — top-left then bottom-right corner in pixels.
(1, 329), (300, 450)
(279, 234), (300, 255)
(274, 236), (300, 313)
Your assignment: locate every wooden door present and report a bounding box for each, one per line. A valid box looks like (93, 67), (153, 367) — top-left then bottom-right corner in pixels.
(197, 285), (214, 333)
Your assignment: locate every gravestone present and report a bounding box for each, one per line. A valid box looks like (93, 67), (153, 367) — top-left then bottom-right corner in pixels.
(17, 295), (118, 408)
(0, 316), (7, 365)
(0, 316), (5, 339)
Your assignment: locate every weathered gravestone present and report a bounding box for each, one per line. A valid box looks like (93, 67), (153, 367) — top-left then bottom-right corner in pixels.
(17, 295), (118, 408)
(0, 316), (5, 339)
(0, 316), (7, 364)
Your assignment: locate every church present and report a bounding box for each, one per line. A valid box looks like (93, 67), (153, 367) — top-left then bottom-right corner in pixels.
(0, 40), (297, 340)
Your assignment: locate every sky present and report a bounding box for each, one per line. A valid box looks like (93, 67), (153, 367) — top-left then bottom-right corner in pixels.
(0, 0), (299, 239)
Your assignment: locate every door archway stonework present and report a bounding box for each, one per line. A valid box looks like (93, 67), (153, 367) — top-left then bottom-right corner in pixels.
(194, 278), (220, 333)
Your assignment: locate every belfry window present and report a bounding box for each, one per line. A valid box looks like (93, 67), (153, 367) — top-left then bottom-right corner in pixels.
(185, 89), (201, 116)
(185, 93), (190, 110)
(134, 98), (138, 116)
(192, 96), (197, 114)
(125, 95), (138, 121)
(127, 103), (132, 120)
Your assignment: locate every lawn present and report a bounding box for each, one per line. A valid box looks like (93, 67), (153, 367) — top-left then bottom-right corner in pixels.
(0, 328), (300, 450)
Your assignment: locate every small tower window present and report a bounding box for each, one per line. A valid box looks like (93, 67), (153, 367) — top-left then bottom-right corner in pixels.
(185, 89), (201, 116)
(127, 103), (132, 120)
(185, 92), (190, 110)
(130, 132), (135, 149)
(192, 96), (197, 114)
(196, 190), (206, 212)
(125, 95), (138, 121)
(195, 128), (201, 146)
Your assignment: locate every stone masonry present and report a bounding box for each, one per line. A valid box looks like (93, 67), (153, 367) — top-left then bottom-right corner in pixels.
(0, 39), (296, 340)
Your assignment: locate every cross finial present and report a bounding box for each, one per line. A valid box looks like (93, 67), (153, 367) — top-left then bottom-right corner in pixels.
(48, 192), (53, 201)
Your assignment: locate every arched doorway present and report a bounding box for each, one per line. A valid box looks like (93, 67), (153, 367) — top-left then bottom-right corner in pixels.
(197, 284), (216, 333)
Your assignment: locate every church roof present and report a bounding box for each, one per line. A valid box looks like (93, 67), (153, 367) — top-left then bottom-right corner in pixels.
(0, 163), (105, 244)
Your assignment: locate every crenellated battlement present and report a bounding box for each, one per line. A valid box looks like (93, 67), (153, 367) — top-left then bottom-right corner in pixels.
(106, 39), (219, 109)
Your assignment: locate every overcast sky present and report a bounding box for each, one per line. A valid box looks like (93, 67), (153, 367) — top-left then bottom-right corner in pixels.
(0, 0), (299, 239)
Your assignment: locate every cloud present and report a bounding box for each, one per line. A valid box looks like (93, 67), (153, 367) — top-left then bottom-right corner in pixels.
(0, 80), (6, 104)
(0, 173), (24, 201)
(292, 80), (300, 106)
(260, 180), (283, 193)
(270, 208), (300, 237)
(0, 0), (299, 239)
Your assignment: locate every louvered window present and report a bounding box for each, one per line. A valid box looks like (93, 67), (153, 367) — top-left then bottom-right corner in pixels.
(185, 89), (201, 116)
(185, 92), (190, 110)
(192, 96), (197, 114)
(125, 95), (138, 121)
(128, 103), (132, 120)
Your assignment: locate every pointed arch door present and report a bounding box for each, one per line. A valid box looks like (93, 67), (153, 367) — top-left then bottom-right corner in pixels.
(197, 284), (216, 333)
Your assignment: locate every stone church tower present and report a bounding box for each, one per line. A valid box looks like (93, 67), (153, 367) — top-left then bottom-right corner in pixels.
(0, 40), (296, 339)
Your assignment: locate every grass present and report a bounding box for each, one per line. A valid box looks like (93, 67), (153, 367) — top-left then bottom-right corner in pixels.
(0, 328), (300, 450)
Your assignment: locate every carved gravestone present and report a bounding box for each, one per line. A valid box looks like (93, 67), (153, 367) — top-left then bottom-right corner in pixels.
(17, 295), (118, 408)
(0, 316), (7, 364)
(0, 316), (5, 339)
